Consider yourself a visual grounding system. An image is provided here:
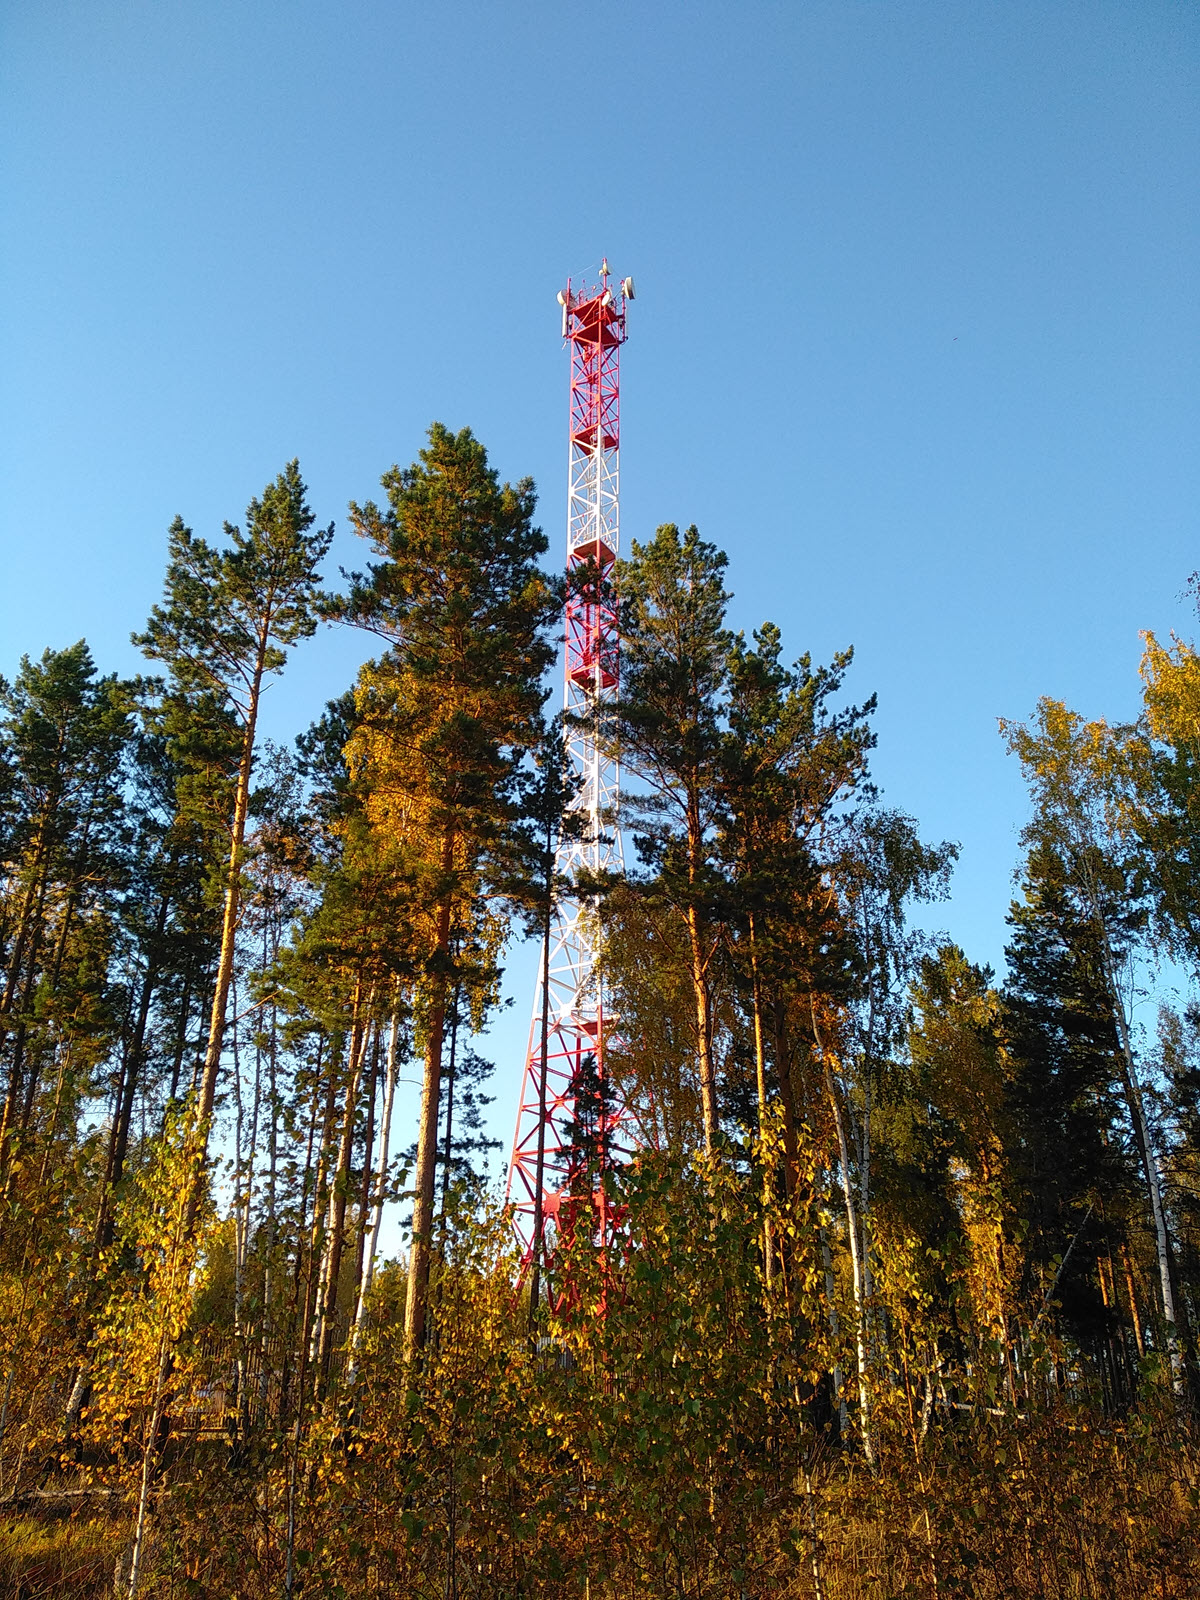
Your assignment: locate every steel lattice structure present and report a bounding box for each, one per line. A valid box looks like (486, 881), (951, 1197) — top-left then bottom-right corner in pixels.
(506, 262), (639, 1275)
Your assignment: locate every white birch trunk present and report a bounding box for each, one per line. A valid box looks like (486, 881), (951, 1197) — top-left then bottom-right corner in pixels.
(818, 1221), (850, 1440)
(1096, 930), (1183, 1397)
(813, 1005), (876, 1467)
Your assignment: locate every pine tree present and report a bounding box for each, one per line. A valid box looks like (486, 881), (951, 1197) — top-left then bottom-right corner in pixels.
(0, 643), (133, 1192)
(342, 423), (556, 1359)
(719, 626), (874, 1185)
(608, 523), (733, 1153)
(1002, 846), (1138, 1379)
(135, 463), (332, 1232)
(90, 681), (228, 1255)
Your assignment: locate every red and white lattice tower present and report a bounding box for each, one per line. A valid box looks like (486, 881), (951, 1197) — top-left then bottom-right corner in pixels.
(506, 261), (637, 1275)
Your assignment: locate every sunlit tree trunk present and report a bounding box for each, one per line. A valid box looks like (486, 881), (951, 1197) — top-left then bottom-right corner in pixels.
(748, 918), (774, 1290)
(406, 835), (456, 1360)
(0, 868), (50, 1183)
(528, 897), (553, 1331)
(186, 630), (267, 1235)
(1095, 925), (1183, 1396)
(95, 896), (170, 1253)
(315, 1003), (370, 1397)
(687, 898), (717, 1152)
(348, 1009), (400, 1387)
(814, 1004), (876, 1467)
(300, 1037), (339, 1387)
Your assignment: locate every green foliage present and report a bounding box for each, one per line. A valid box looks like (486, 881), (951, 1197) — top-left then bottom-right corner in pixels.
(135, 462), (333, 706)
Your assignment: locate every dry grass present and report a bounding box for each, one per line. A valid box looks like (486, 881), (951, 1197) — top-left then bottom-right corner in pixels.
(0, 1511), (124, 1600)
(2, 1409), (1197, 1598)
(806, 1414), (1200, 1600)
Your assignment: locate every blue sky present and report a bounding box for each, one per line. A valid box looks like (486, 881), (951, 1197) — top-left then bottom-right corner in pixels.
(2, 1), (1197, 1176)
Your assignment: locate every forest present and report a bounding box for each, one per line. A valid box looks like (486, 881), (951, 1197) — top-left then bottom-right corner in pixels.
(1, 422), (1199, 1598)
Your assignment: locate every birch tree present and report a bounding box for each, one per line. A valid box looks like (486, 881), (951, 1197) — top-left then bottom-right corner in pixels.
(1002, 698), (1185, 1398)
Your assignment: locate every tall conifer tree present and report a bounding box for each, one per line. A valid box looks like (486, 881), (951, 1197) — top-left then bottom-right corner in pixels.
(609, 524), (732, 1152)
(135, 462), (332, 1230)
(0, 643), (132, 1189)
(343, 423), (556, 1358)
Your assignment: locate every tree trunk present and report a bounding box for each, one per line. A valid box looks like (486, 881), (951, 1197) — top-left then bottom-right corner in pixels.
(231, 991), (261, 1445)
(166, 978), (192, 1108)
(1121, 1242), (1146, 1360)
(283, 1037), (327, 1423)
(0, 829), (49, 1018)
(299, 1038), (340, 1392)
(315, 1011), (370, 1398)
(748, 918), (774, 1291)
(18, 884), (81, 1138)
(260, 999), (280, 1424)
(817, 1220), (850, 1440)
(857, 1054), (877, 1366)
(771, 1000), (803, 1199)
(1096, 927), (1184, 1398)
(96, 900), (169, 1253)
(184, 640), (268, 1237)
(529, 874), (553, 1331)
(686, 902), (717, 1152)
(439, 987), (460, 1235)
(354, 1028), (381, 1294)
(685, 785), (718, 1153)
(347, 1009), (400, 1389)
(0, 870), (50, 1183)
(405, 833), (456, 1361)
(813, 1003), (876, 1468)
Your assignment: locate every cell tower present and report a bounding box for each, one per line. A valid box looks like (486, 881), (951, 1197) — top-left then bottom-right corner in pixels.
(506, 260), (638, 1280)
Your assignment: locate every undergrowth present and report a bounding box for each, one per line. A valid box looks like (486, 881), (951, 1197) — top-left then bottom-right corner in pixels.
(4, 1408), (1193, 1599)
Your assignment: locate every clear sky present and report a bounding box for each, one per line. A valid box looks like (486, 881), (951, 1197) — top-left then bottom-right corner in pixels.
(2, 1), (1197, 1178)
